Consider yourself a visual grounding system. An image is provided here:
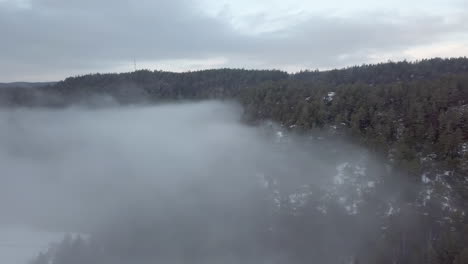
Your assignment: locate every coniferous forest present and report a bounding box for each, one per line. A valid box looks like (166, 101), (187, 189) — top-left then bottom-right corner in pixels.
(2, 57), (468, 264)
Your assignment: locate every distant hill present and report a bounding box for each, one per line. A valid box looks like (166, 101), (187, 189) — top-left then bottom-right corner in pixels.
(0, 82), (56, 89)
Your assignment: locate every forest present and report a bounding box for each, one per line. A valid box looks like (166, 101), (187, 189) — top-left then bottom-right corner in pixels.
(1, 57), (467, 264)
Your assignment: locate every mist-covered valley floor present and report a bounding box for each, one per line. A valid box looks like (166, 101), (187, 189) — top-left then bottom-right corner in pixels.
(0, 101), (430, 264)
(1, 0), (468, 259)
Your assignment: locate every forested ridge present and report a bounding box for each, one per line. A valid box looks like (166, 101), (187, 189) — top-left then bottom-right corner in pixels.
(3, 58), (467, 175)
(4, 57), (468, 263)
(241, 73), (468, 173)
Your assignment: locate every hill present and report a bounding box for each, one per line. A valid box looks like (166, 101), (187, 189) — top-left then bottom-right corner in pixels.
(3, 57), (468, 264)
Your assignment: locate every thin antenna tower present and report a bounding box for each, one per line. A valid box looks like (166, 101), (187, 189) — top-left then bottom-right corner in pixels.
(133, 57), (137, 71)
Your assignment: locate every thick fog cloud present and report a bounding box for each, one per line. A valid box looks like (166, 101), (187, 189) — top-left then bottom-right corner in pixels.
(0, 0), (467, 81)
(0, 102), (253, 227)
(0, 102), (337, 229)
(0, 101), (405, 263)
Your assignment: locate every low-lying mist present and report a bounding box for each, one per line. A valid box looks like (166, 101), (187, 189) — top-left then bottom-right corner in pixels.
(0, 101), (398, 264)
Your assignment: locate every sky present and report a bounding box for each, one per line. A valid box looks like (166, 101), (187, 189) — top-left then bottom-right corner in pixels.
(0, 0), (467, 81)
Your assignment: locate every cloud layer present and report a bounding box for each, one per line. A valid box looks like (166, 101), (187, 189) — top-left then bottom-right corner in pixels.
(0, 0), (466, 81)
(0, 101), (402, 263)
(0, 101), (377, 229)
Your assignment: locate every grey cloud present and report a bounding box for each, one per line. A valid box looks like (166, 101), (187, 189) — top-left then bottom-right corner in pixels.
(0, 102), (319, 229)
(1, 0), (237, 61)
(0, 0), (466, 81)
(0, 101), (401, 263)
(0, 101), (374, 230)
(240, 12), (467, 68)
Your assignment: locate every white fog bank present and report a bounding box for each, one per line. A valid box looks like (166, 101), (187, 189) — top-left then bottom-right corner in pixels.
(0, 101), (390, 264)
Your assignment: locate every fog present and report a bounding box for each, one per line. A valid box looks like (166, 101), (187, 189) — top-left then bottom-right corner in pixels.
(0, 101), (396, 263)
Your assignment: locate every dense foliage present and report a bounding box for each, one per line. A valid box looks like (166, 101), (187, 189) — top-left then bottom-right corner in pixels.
(241, 73), (468, 173)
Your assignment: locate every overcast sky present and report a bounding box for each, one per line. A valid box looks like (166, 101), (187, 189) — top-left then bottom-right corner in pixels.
(0, 0), (467, 82)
